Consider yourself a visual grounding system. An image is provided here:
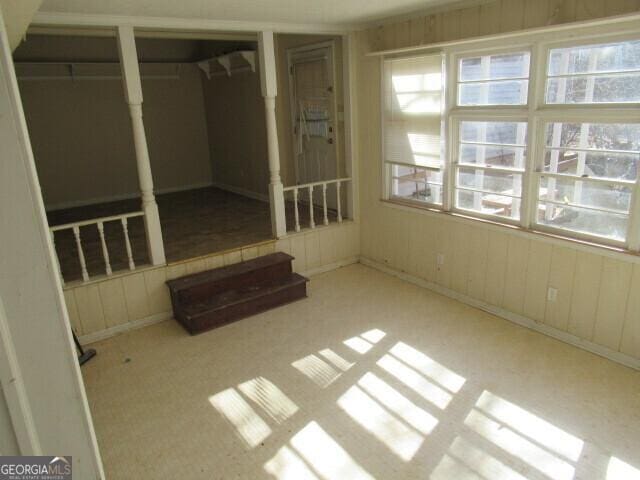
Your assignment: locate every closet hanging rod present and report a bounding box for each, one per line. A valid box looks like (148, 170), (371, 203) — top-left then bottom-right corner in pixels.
(14, 60), (197, 66)
(15, 61), (184, 81)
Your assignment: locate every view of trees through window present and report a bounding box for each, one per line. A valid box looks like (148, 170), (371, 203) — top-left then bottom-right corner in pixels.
(539, 40), (640, 241)
(538, 122), (639, 241)
(546, 40), (640, 104)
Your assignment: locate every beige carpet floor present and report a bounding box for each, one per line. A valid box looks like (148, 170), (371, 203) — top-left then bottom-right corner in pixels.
(82, 264), (640, 480)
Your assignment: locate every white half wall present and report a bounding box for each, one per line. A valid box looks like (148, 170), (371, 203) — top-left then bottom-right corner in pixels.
(64, 222), (360, 344)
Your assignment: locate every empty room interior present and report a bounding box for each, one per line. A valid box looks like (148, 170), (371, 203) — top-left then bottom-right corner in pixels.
(0, 0), (639, 479)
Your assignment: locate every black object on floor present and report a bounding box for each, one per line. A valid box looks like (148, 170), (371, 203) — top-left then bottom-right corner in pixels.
(73, 330), (96, 366)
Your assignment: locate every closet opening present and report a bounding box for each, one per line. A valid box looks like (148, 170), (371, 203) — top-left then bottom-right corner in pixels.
(14, 31), (274, 283)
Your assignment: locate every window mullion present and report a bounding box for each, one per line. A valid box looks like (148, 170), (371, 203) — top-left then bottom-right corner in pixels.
(521, 43), (545, 229)
(443, 55), (457, 212)
(520, 122), (537, 229)
(380, 56), (389, 201)
(628, 182), (640, 251)
(444, 115), (456, 211)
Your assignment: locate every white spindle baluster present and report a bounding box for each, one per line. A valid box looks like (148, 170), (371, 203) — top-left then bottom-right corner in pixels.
(50, 231), (64, 286)
(97, 221), (112, 276)
(322, 183), (329, 226)
(309, 185), (315, 229)
(293, 188), (300, 233)
(72, 226), (89, 282)
(336, 180), (343, 223)
(121, 217), (136, 270)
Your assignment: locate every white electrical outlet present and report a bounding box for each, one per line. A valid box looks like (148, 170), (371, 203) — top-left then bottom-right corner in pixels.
(437, 253), (445, 266)
(547, 287), (558, 302)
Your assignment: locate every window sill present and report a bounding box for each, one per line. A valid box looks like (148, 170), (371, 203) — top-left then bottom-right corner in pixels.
(380, 198), (640, 263)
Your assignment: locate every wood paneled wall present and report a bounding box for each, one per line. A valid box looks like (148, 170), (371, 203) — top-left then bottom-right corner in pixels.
(202, 69), (269, 197)
(367, 0), (640, 52)
(361, 207), (640, 362)
(355, 0), (640, 364)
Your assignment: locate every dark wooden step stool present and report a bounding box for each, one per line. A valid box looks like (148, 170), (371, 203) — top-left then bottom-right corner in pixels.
(166, 252), (308, 334)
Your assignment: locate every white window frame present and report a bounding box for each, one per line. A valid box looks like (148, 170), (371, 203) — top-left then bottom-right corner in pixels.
(381, 23), (640, 253)
(453, 46), (533, 109)
(380, 53), (447, 210)
(449, 113), (531, 226)
(448, 45), (534, 225)
(530, 33), (640, 249)
(534, 33), (640, 113)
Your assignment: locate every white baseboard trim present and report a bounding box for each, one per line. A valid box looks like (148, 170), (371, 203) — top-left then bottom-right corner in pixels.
(79, 312), (172, 345)
(302, 256), (359, 277)
(360, 256), (640, 371)
(211, 181), (269, 203)
(46, 181), (215, 212)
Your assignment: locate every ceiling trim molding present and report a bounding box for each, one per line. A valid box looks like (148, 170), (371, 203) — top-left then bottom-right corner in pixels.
(358, 0), (495, 30)
(31, 11), (356, 36)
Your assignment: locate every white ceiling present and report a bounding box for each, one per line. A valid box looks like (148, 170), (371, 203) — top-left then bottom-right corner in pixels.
(37, 0), (465, 28)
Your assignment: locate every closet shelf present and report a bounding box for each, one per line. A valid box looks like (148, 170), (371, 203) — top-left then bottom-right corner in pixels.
(197, 50), (256, 79)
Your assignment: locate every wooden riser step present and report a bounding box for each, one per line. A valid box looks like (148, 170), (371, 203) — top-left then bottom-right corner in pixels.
(168, 252), (293, 305)
(166, 252), (308, 335)
(175, 274), (308, 335)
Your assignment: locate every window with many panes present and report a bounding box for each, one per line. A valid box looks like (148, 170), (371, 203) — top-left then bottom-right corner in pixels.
(533, 39), (640, 245)
(454, 120), (528, 221)
(452, 51), (530, 222)
(383, 30), (640, 251)
(457, 51), (530, 106)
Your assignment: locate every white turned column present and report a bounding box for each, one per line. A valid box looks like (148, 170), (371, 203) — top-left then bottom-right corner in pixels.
(258, 31), (286, 238)
(117, 25), (166, 265)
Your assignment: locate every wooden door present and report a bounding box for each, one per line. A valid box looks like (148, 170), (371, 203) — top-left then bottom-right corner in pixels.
(288, 43), (338, 202)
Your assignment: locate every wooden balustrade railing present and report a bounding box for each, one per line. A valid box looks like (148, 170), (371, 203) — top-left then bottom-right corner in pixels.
(49, 211), (145, 284)
(283, 178), (350, 233)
